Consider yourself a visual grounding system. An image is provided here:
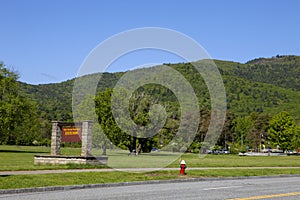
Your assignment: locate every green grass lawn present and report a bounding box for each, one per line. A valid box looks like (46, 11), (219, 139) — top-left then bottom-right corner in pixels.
(104, 150), (300, 168)
(2, 168), (300, 190)
(0, 145), (104, 171)
(175, 153), (300, 168)
(2, 145), (300, 190)
(1, 145), (300, 170)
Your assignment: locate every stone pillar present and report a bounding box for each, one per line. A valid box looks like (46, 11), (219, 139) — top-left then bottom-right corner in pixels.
(81, 120), (93, 157)
(51, 121), (61, 156)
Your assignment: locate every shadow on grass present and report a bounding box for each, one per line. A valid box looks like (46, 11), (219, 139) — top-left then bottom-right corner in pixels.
(107, 151), (180, 157)
(64, 163), (108, 169)
(0, 175), (11, 177)
(146, 152), (181, 157)
(0, 150), (49, 154)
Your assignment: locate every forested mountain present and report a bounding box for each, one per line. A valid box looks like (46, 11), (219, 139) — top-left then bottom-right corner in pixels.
(16, 55), (300, 149)
(20, 55), (300, 123)
(19, 72), (125, 122)
(166, 58), (300, 117)
(217, 55), (300, 90)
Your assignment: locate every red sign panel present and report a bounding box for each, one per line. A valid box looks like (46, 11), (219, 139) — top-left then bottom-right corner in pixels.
(62, 127), (82, 142)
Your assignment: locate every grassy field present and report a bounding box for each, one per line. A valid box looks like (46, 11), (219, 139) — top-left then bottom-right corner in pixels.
(0, 145), (106, 171)
(1, 145), (300, 170)
(2, 145), (300, 190)
(177, 153), (300, 168)
(105, 150), (300, 168)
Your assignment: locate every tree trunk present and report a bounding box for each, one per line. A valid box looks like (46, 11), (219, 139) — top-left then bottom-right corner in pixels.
(102, 141), (107, 155)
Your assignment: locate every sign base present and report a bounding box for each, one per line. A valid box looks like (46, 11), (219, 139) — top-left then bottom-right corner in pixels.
(34, 155), (108, 165)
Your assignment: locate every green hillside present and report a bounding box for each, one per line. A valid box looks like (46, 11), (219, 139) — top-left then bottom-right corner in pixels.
(217, 55), (300, 91)
(167, 59), (300, 118)
(19, 55), (300, 123)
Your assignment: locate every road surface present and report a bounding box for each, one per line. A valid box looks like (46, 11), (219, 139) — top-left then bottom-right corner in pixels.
(2, 176), (300, 199)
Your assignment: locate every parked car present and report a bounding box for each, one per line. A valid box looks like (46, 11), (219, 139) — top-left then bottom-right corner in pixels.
(151, 148), (159, 152)
(220, 149), (230, 154)
(287, 150), (298, 155)
(205, 149), (212, 154)
(212, 149), (229, 154)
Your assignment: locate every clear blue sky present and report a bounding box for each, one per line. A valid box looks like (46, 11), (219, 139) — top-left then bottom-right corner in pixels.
(1, 0), (300, 84)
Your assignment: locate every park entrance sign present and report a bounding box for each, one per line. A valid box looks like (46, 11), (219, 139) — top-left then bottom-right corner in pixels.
(51, 121), (91, 156)
(34, 120), (107, 165)
(61, 126), (82, 143)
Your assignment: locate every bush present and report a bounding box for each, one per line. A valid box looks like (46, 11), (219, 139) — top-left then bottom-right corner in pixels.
(61, 142), (82, 148)
(40, 138), (51, 147)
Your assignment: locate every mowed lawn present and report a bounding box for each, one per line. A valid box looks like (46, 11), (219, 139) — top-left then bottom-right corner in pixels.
(2, 145), (300, 190)
(0, 145), (97, 171)
(1, 145), (300, 170)
(177, 153), (300, 168)
(3, 168), (300, 190)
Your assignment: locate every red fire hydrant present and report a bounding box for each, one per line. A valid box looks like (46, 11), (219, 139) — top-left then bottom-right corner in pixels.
(180, 160), (187, 175)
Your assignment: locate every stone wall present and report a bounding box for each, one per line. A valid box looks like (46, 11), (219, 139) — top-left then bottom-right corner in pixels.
(34, 155), (108, 165)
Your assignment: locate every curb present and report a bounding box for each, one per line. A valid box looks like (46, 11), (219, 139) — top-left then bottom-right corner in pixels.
(1, 174), (300, 195)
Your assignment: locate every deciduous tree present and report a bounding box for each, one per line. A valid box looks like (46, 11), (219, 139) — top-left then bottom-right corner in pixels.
(268, 111), (296, 152)
(0, 63), (39, 145)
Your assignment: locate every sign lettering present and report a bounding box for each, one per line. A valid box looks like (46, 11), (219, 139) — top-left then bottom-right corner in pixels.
(62, 126), (82, 142)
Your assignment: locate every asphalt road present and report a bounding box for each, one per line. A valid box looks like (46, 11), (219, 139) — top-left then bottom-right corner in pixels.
(2, 176), (300, 200)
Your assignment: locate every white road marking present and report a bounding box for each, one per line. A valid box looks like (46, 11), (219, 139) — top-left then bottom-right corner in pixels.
(202, 185), (242, 191)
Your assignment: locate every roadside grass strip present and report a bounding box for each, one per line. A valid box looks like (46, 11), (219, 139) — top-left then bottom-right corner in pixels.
(2, 168), (300, 190)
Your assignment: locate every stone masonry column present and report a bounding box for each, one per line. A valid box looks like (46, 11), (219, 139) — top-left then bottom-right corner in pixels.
(81, 120), (93, 156)
(51, 121), (61, 156)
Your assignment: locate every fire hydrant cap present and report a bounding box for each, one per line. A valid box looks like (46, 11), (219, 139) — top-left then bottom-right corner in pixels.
(180, 160), (186, 165)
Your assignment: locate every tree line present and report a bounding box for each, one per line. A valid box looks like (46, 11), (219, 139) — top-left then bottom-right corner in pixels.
(90, 87), (300, 154)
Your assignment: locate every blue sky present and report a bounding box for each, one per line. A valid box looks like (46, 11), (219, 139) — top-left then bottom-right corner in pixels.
(1, 0), (300, 84)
